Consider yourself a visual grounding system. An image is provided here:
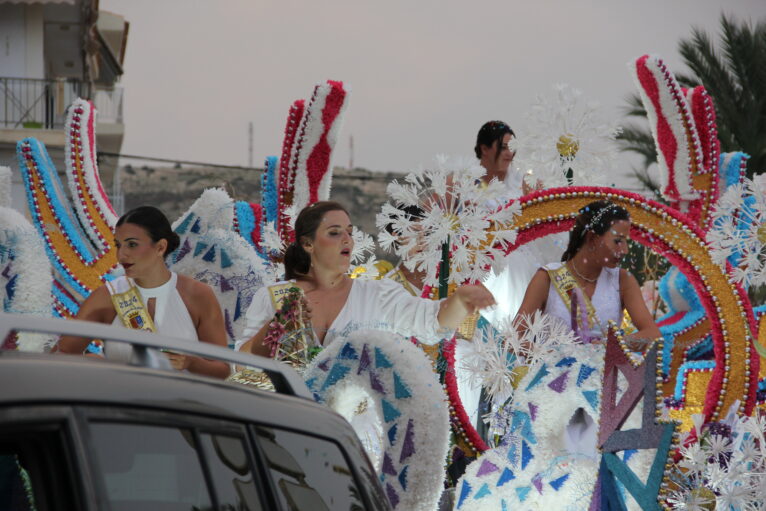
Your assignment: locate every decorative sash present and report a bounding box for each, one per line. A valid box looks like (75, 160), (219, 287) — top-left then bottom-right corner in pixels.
(546, 264), (600, 342)
(106, 276), (157, 332)
(386, 268), (419, 297)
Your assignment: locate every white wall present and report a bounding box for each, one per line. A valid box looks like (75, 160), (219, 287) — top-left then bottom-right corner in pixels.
(24, 4), (44, 80)
(0, 5), (28, 79)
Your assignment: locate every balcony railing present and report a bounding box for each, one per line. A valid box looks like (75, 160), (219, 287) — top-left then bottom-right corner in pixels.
(0, 77), (123, 129)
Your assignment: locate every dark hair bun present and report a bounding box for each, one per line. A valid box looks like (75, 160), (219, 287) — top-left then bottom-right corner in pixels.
(116, 205), (178, 259)
(166, 232), (181, 256)
(283, 241), (311, 279)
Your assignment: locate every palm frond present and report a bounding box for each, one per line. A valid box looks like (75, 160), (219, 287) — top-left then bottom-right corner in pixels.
(616, 124), (657, 168)
(621, 93), (648, 118)
(631, 166), (662, 198)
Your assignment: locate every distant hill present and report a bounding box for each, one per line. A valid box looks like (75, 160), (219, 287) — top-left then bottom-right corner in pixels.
(121, 165), (402, 259)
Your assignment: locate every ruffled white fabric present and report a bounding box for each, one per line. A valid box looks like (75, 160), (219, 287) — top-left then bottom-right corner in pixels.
(236, 278), (448, 351)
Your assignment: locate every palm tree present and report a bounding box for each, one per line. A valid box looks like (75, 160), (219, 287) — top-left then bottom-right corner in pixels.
(618, 14), (766, 193)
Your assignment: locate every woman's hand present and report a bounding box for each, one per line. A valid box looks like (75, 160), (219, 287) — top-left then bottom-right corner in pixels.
(164, 351), (191, 371)
(454, 284), (497, 314)
(438, 284), (496, 330)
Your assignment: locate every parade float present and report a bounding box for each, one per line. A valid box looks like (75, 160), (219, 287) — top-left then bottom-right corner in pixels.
(4, 50), (766, 510)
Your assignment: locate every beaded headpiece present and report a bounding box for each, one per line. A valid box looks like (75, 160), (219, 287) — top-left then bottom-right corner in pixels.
(583, 203), (621, 234)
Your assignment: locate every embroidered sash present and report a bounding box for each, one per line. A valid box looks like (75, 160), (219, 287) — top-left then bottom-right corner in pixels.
(546, 264), (599, 341)
(106, 277), (157, 332)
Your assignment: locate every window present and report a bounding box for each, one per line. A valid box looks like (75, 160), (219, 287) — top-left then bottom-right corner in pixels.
(89, 423), (212, 511)
(256, 427), (366, 511)
(0, 427), (79, 511)
(199, 433), (262, 511)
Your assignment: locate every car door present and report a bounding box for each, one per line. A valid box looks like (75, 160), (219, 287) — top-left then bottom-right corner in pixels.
(79, 407), (270, 511)
(0, 406), (92, 511)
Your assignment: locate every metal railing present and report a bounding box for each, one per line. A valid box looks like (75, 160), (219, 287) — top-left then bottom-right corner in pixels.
(0, 77), (123, 129)
(0, 312), (313, 400)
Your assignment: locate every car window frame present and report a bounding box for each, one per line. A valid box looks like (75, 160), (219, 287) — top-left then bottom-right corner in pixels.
(0, 405), (95, 511)
(248, 422), (386, 511)
(77, 406), (271, 511)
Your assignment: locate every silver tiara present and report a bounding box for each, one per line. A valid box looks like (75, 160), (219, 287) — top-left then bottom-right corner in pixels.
(583, 204), (619, 233)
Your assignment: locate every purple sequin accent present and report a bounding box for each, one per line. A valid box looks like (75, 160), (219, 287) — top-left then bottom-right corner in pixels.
(548, 371), (570, 393)
(528, 403), (538, 421)
(382, 453), (397, 476)
(476, 459), (499, 477)
(175, 239), (191, 263)
(357, 343), (371, 375)
(386, 483), (400, 508)
(399, 419), (415, 463)
(370, 370), (386, 394)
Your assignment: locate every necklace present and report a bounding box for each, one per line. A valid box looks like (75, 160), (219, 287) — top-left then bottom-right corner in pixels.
(570, 261), (598, 283)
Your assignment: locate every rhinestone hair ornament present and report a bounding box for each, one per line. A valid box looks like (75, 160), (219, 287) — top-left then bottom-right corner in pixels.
(582, 203), (622, 237)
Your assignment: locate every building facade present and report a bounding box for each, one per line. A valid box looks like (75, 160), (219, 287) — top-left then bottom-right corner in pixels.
(0, 0), (128, 212)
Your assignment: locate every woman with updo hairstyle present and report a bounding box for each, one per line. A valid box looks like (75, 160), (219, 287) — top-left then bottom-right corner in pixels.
(237, 201), (497, 356)
(515, 200), (660, 344)
(57, 205), (230, 379)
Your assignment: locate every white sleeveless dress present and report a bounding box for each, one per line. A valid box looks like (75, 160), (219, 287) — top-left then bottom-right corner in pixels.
(542, 262), (623, 458)
(542, 262), (622, 341)
(106, 272), (198, 361)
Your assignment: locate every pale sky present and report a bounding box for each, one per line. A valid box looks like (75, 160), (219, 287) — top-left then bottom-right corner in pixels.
(101, 0), (765, 185)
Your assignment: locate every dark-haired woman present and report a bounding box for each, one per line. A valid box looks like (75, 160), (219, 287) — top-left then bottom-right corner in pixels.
(474, 121), (563, 326)
(57, 206), (230, 379)
(515, 200), (660, 343)
(236, 201), (496, 356)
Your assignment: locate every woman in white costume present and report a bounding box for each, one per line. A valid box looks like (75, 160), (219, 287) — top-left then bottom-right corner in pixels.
(57, 206), (230, 379)
(236, 201), (496, 356)
(514, 200), (660, 456)
(474, 120), (562, 325)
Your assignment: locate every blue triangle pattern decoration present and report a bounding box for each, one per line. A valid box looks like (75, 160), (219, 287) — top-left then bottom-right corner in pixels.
(190, 217), (202, 233)
(555, 356), (577, 368)
(387, 424), (398, 445)
(338, 342), (359, 360)
(577, 364), (597, 386)
(382, 399), (402, 423)
(220, 248), (233, 269)
(473, 483), (490, 500)
(393, 372), (412, 399)
(202, 246), (217, 263)
(320, 364), (349, 391)
(511, 410), (536, 444)
(507, 442), (519, 465)
(623, 449), (637, 463)
(525, 364), (549, 391)
(457, 480), (472, 509)
(582, 390), (600, 411)
(5, 273), (17, 301)
(233, 292), (242, 321)
(516, 486), (531, 502)
(193, 241), (208, 257)
(501, 500), (508, 511)
(521, 440), (533, 470)
(398, 465), (408, 490)
(375, 347), (393, 368)
(175, 213), (194, 234)
(496, 467), (515, 487)
(304, 377), (317, 391)
(550, 473), (570, 491)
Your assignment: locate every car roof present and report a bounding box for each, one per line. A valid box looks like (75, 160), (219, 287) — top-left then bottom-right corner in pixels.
(0, 352), (352, 440)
